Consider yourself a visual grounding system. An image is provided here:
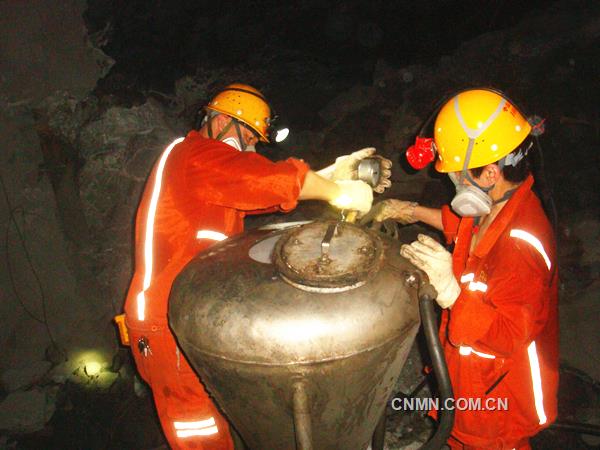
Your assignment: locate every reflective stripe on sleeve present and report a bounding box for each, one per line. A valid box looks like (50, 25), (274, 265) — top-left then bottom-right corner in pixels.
(136, 137), (185, 321)
(509, 229), (552, 270)
(196, 230), (228, 241)
(527, 341), (548, 425)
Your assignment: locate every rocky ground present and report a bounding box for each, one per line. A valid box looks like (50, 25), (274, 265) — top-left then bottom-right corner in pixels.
(1, 0), (599, 448)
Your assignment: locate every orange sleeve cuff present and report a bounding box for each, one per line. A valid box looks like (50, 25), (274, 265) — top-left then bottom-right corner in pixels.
(441, 205), (460, 244)
(278, 158), (310, 212)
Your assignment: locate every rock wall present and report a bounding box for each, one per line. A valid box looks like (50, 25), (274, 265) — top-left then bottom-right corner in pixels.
(0, 0), (117, 434)
(0, 0), (113, 105)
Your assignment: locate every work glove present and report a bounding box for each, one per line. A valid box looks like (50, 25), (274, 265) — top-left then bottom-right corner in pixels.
(359, 199), (419, 226)
(316, 147), (393, 193)
(400, 234), (461, 309)
(329, 180), (373, 214)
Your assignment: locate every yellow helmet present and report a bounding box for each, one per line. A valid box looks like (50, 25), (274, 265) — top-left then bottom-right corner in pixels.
(206, 83), (272, 142)
(433, 89), (531, 173)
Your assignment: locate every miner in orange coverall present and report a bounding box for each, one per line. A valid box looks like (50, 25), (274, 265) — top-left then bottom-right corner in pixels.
(363, 89), (558, 449)
(118, 83), (390, 450)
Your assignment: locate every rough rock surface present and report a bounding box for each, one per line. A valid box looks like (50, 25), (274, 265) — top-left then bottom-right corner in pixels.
(0, 0), (113, 106)
(0, 388), (57, 434)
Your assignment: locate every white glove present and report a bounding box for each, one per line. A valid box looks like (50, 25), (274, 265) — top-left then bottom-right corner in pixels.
(317, 147), (392, 193)
(400, 234), (461, 309)
(330, 180), (373, 214)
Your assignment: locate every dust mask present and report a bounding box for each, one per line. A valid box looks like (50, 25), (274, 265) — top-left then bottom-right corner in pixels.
(448, 172), (492, 217)
(221, 136), (243, 151)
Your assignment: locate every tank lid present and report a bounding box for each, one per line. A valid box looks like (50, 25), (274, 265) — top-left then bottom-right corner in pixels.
(274, 221), (383, 292)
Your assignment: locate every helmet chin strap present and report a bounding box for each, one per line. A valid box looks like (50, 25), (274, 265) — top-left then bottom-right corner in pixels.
(462, 158), (517, 217)
(492, 187), (517, 205)
(207, 115), (214, 138)
(461, 138), (494, 193)
(232, 119), (248, 151)
(209, 116), (248, 151)
(463, 169), (493, 193)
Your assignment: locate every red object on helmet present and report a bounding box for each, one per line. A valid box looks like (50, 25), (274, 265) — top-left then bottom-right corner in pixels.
(406, 137), (436, 169)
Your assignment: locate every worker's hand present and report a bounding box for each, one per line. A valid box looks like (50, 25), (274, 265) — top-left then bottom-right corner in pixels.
(316, 147), (392, 193)
(400, 234), (461, 309)
(364, 218), (400, 239)
(359, 200), (419, 226)
(330, 180), (373, 214)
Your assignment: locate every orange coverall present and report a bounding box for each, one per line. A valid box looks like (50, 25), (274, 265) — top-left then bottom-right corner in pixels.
(123, 131), (309, 449)
(438, 175), (558, 449)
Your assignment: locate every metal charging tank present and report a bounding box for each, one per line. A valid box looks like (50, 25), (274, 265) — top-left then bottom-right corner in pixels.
(169, 220), (422, 450)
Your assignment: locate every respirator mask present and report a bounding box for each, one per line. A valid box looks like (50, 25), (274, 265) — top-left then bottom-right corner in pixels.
(221, 134), (257, 152)
(221, 136), (243, 151)
(448, 171), (492, 217)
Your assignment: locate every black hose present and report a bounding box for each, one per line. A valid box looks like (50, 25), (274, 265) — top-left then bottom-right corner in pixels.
(418, 282), (454, 450)
(371, 411), (386, 450)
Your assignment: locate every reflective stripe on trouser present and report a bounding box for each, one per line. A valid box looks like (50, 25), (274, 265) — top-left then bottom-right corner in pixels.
(153, 380), (234, 450)
(174, 417), (219, 438)
(137, 327), (234, 450)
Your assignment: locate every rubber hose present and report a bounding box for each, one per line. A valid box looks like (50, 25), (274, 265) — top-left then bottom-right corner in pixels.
(372, 411), (386, 450)
(418, 284), (455, 450)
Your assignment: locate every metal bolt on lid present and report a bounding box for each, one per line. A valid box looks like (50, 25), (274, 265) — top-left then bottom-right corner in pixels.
(273, 221), (383, 293)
